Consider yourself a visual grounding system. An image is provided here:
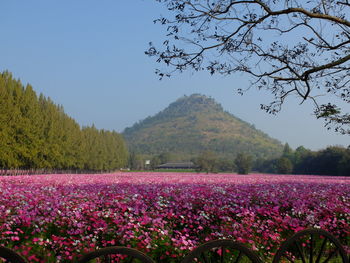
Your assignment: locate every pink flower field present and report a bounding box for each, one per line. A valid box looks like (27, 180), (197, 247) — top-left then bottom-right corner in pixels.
(0, 173), (349, 262)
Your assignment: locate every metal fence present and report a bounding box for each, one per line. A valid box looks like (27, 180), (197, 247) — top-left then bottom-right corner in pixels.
(0, 229), (349, 262)
(0, 169), (110, 176)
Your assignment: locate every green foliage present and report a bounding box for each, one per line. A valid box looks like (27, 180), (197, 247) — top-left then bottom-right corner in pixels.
(128, 152), (145, 170)
(297, 146), (350, 176)
(338, 149), (350, 176)
(158, 152), (172, 164)
(276, 157), (293, 174)
(216, 158), (235, 173)
(0, 71), (128, 171)
(123, 94), (283, 161)
(148, 152), (174, 169)
(282, 143), (293, 160)
(194, 151), (218, 173)
(192, 151), (235, 173)
(234, 153), (252, 174)
(255, 145), (350, 176)
(150, 155), (161, 169)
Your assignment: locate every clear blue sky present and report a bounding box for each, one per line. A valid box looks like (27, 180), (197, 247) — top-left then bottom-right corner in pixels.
(1, 0), (348, 150)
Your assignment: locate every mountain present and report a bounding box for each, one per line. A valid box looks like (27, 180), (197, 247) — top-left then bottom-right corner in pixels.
(123, 94), (283, 160)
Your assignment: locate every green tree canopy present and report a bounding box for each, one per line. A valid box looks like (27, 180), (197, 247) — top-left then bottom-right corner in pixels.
(0, 71), (128, 171)
(235, 153), (252, 174)
(276, 157), (293, 174)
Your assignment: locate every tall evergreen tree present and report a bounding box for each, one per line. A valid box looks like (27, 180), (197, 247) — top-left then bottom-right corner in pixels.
(0, 71), (128, 171)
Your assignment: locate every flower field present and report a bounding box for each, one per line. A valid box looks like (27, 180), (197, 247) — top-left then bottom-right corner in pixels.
(0, 173), (349, 262)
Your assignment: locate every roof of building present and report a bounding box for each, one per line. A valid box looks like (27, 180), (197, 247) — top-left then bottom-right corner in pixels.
(156, 162), (196, 169)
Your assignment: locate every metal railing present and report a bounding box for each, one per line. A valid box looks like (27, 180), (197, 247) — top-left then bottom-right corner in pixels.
(0, 229), (348, 262)
(0, 169), (110, 176)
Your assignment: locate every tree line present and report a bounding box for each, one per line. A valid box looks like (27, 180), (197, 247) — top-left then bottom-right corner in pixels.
(129, 151), (253, 174)
(194, 144), (350, 176)
(140, 144), (350, 176)
(256, 144), (350, 177)
(193, 151), (252, 174)
(196, 143), (350, 176)
(0, 71), (128, 171)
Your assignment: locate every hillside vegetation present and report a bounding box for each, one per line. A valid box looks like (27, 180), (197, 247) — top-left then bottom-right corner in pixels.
(123, 94), (283, 161)
(0, 71), (128, 170)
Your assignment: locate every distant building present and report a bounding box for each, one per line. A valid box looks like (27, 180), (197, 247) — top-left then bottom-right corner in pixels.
(156, 162), (196, 169)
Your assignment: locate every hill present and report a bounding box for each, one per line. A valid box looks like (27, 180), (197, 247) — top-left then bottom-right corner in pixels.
(123, 94), (283, 160)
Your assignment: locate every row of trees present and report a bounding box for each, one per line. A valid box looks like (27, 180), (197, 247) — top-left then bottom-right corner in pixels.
(142, 144), (350, 176)
(131, 151), (253, 174)
(192, 144), (350, 176)
(257, 144), (350, 176)
(0, 71), (128, 171)
(193, 151), (252, 174)
(192, 143), (350, 176)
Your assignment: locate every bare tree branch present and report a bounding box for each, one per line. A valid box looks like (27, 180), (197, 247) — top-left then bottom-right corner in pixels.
(148, 0), (350, 134)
